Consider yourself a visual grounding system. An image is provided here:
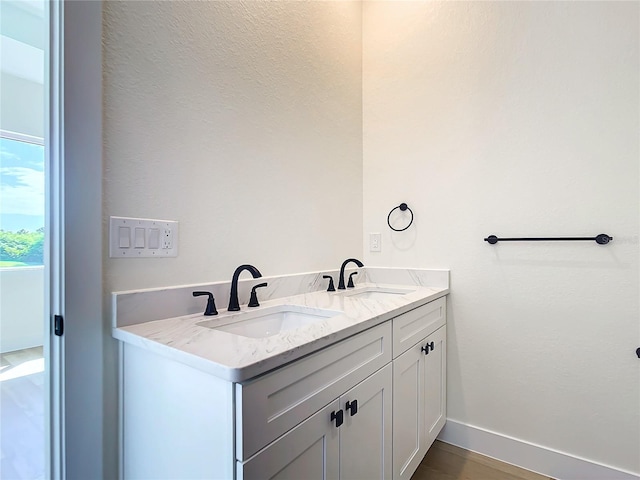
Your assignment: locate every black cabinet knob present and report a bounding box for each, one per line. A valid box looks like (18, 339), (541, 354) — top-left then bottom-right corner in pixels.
(345, 399), (358, 416)
(421, 341), (435, 354)
(331, 409), (344, 428)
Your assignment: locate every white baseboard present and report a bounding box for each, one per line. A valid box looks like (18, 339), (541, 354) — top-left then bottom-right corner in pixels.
(437, 419), (639, 480)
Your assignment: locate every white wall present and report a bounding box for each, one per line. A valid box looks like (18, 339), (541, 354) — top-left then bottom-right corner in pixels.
(0, 1), (45, 138)
(363, 1), (639, 476)
(102, 1), (363, 293)
(0, 72), (44, 138)
(100, 1), (638, 476)
(63, 1), (107, 478)
(0, 267), (44, 353)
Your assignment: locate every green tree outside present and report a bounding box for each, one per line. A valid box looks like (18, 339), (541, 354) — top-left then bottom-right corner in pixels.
(0, 228), (45, 266)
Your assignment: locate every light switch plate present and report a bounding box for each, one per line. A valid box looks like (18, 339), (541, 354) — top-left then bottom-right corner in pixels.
(369, 233), (382, 252)
(109, 216), (179, 258)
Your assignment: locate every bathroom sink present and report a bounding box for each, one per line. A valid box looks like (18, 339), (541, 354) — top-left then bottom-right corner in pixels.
(197, 305), (341, 338)
(339, 286), (415, 301)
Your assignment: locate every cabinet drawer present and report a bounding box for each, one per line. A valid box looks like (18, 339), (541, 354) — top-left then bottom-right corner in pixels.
(236, 321), (392, 460)
(393, 297), (446, 358)
(237, 399), (340, 480)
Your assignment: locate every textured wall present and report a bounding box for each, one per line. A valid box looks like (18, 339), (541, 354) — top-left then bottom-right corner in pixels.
(103, 1), (363, 292)
(363, 1), (639, 475)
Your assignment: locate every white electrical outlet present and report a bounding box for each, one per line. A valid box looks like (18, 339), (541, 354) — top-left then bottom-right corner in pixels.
(162, 227), (173, 249)
(110, 216), (179, 258)
(369, 233), (382, 252)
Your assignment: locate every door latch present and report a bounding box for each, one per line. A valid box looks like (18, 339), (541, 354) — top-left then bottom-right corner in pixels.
(54, 315), (64, 336)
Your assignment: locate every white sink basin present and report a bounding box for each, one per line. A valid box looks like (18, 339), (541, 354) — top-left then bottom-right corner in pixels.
(197, 305), (341, 338)
(339, 286), (415, 301)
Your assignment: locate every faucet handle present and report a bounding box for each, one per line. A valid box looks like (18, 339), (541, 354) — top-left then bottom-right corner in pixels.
(248, 283), (268, 307)
(193, 291), (218, 316)
(323, 275), (336, 292)
(347, 272), (358, 288)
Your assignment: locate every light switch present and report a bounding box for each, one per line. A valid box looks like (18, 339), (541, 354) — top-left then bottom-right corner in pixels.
(118, 227), (131, 248)
(148, 228), (160, 249)
(109, 216), (178, 258)
(134, 227), (145, 248)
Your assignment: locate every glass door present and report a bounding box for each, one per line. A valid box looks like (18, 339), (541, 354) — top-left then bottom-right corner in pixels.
(0, 1), (61, 478)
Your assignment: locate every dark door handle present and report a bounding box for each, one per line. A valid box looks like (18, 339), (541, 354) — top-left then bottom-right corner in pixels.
(345, 399), (358, 416)
(636, 347), (640, 359)
(331, 409), (344, 428)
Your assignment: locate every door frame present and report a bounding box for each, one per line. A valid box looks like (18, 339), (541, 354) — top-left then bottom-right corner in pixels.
(48, 1), (108, 478)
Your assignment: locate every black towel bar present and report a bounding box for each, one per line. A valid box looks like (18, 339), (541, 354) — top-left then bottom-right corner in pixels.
(484, 234), (612, 245)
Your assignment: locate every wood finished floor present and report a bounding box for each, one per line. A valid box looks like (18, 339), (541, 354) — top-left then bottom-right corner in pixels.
(413, 441), (554, 480)
(0, 346), (45, 480)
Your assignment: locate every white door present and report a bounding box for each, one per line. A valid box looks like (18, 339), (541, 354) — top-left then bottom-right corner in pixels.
(238, 400), (340, 480)
(0, 1), (63, 477)
(392, 343), (424, 480)
(340, 363), (393, 480)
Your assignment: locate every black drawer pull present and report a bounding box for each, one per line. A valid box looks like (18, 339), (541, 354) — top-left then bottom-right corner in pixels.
(331, 409), (344, 428)
(421, 341), (435, 354)
(346, 399), (358, 417)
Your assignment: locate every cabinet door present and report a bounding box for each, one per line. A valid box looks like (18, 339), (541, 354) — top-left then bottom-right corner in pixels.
(238, 400), (340, 480)
(340, 364), (392, 480)
(392, 343), (424, 480)
(424, 325), (446, 449)
(392, 324), (447, 480)
(237, 322), (391, 460)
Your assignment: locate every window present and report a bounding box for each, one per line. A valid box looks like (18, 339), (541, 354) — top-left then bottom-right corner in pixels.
(0, 131), (45, 266)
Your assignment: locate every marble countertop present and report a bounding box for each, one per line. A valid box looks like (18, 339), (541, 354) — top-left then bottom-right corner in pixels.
(114, 280), (448, 382)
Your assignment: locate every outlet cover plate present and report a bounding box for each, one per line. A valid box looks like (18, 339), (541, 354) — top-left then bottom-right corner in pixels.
(109, 216), (179, 258)
(369, 233), (382, 252)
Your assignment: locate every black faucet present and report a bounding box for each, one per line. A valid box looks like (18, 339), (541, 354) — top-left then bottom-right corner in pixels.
(337, 258), (364, 290)
(228, 264), (262, 311)
(192, 291), (218, 316)
(323, 275), (336, 292)
(248, 282), (268, 307)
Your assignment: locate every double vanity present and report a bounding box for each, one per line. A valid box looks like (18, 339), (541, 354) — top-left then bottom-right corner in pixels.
(112, 265), (449, 479)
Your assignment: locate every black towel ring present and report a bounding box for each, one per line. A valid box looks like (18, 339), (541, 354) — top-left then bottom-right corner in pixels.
(387, 203), (414, 232)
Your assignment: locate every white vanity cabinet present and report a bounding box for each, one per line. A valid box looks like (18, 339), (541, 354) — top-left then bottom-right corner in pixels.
(238, 364), (392, 480)
(120, 321), (393, 479)
(235, 322), (391, 461)
(119, 295), (447, 480)
(391, 298), (447, 480)
(235, 321), (392, 479)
